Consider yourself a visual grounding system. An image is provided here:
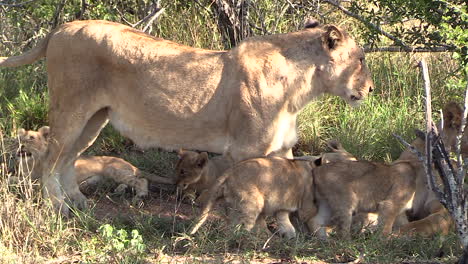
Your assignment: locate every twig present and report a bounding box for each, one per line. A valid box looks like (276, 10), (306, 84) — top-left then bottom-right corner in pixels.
(364, 46), (455, 53)
(50, 0), (67, 29)
(0, 0), (38, 7)
(322, 0), (408, 47)
(456, 87), (468, 185)
(142, 8), (165, 33)
(393, 133), (446, 203)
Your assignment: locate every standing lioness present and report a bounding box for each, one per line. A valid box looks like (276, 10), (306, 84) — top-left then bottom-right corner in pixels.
(0, 20), (373, 215)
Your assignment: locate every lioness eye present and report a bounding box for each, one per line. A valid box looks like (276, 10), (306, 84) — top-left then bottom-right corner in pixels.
(29, 136), (35, 140)
(359, 58), (364, 64)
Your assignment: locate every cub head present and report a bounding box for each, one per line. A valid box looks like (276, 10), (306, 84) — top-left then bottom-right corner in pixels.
(17, 126), (50, 160)
(305, 23), (374, 106)
(442, 101), (468, 154)
(312, 140), (357, 166)
(175, 149), (209, 190)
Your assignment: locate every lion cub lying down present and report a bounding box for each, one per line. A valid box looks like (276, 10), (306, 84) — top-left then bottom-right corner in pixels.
(17, 126), (174, 199)
(190, 156), (317, 239)
(175, 149), (231, 205)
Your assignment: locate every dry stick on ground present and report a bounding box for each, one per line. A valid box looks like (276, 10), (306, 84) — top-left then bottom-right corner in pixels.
(397, 59), (468, 264)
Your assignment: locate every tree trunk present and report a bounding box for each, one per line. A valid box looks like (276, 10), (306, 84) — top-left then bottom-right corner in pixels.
(213, 0), (252, 49)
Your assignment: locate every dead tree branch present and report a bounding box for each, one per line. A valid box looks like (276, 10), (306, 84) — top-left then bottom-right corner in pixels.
(364, 46), (455, 53)
(50, 0), (67, 29)
(418, 58), (468, 264)
(0, 0), (38, 7)
(322, 0), (407, 47)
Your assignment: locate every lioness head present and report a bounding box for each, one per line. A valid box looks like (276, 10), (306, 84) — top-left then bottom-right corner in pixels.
(17, 126), (49, 160)
(175, 149), (209, 190)
(307, 22), (374, 106)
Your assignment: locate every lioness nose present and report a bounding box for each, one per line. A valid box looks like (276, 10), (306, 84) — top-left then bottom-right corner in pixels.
(369, 86), (374, 93)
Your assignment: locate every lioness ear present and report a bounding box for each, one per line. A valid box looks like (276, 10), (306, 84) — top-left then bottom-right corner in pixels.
(197, 152), (209, 168)
(38, 126), (50, 139)
(18, 128), (26, 137)
(322, 25), (344, 50)
(304, 18), (319, 29)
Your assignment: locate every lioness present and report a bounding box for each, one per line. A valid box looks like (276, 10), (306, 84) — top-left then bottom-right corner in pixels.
(189, 156), (317, 239)
(175, 149), (230, 205)
(17, 126), (174, 199)
(0, 19), (373, 215)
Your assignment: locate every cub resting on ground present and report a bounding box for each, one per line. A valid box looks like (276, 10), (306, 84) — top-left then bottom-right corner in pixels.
(0, 19), (373, 215)
(189, 156), (317, 239)
(17, 126), (174, 199)
(175, 149), (230, 205)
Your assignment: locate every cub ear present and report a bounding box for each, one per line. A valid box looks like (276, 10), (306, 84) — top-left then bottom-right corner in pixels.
(18, 128), (26, 137)
(313, 156), (322, 167)
(197, 152), (209, 168)
(304, 17), (319, 29)
(38, 126), (50, 139)
(326, 139), (342, 151)
(177, 149), (185, 159)
(322, 25), (344, 50)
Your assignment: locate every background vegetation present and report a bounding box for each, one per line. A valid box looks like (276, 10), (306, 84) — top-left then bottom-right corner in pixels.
(0, 0), (466, 263)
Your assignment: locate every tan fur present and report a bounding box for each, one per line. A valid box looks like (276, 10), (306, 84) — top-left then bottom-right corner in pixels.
(17, 127), (174, 199)
(0, 20), (373, 214)
(175, 149), (231, 205)
(190, 157), (317, 239)
(388, 101), (468, 237)
(311, 158), (423, 238)
(441, 101), (468, 156)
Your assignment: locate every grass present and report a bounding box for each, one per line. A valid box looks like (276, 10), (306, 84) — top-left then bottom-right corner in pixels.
(0, 2), (466, 262)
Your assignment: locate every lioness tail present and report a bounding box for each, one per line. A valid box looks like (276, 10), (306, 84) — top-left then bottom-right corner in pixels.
(0, 34), (51, 67)
(189, 169), (230, 235)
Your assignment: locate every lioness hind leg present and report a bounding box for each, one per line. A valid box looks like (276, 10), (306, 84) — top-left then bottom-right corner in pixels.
(44, 107), (109, 214)
(276, 211), (296, 239)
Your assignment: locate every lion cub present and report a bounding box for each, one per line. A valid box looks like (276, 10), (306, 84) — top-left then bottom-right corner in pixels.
(175, 149), (231, 205)
(17, 126), (173, 199)
(311, 156), (423, 238)
(190, 156), (317, 239)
